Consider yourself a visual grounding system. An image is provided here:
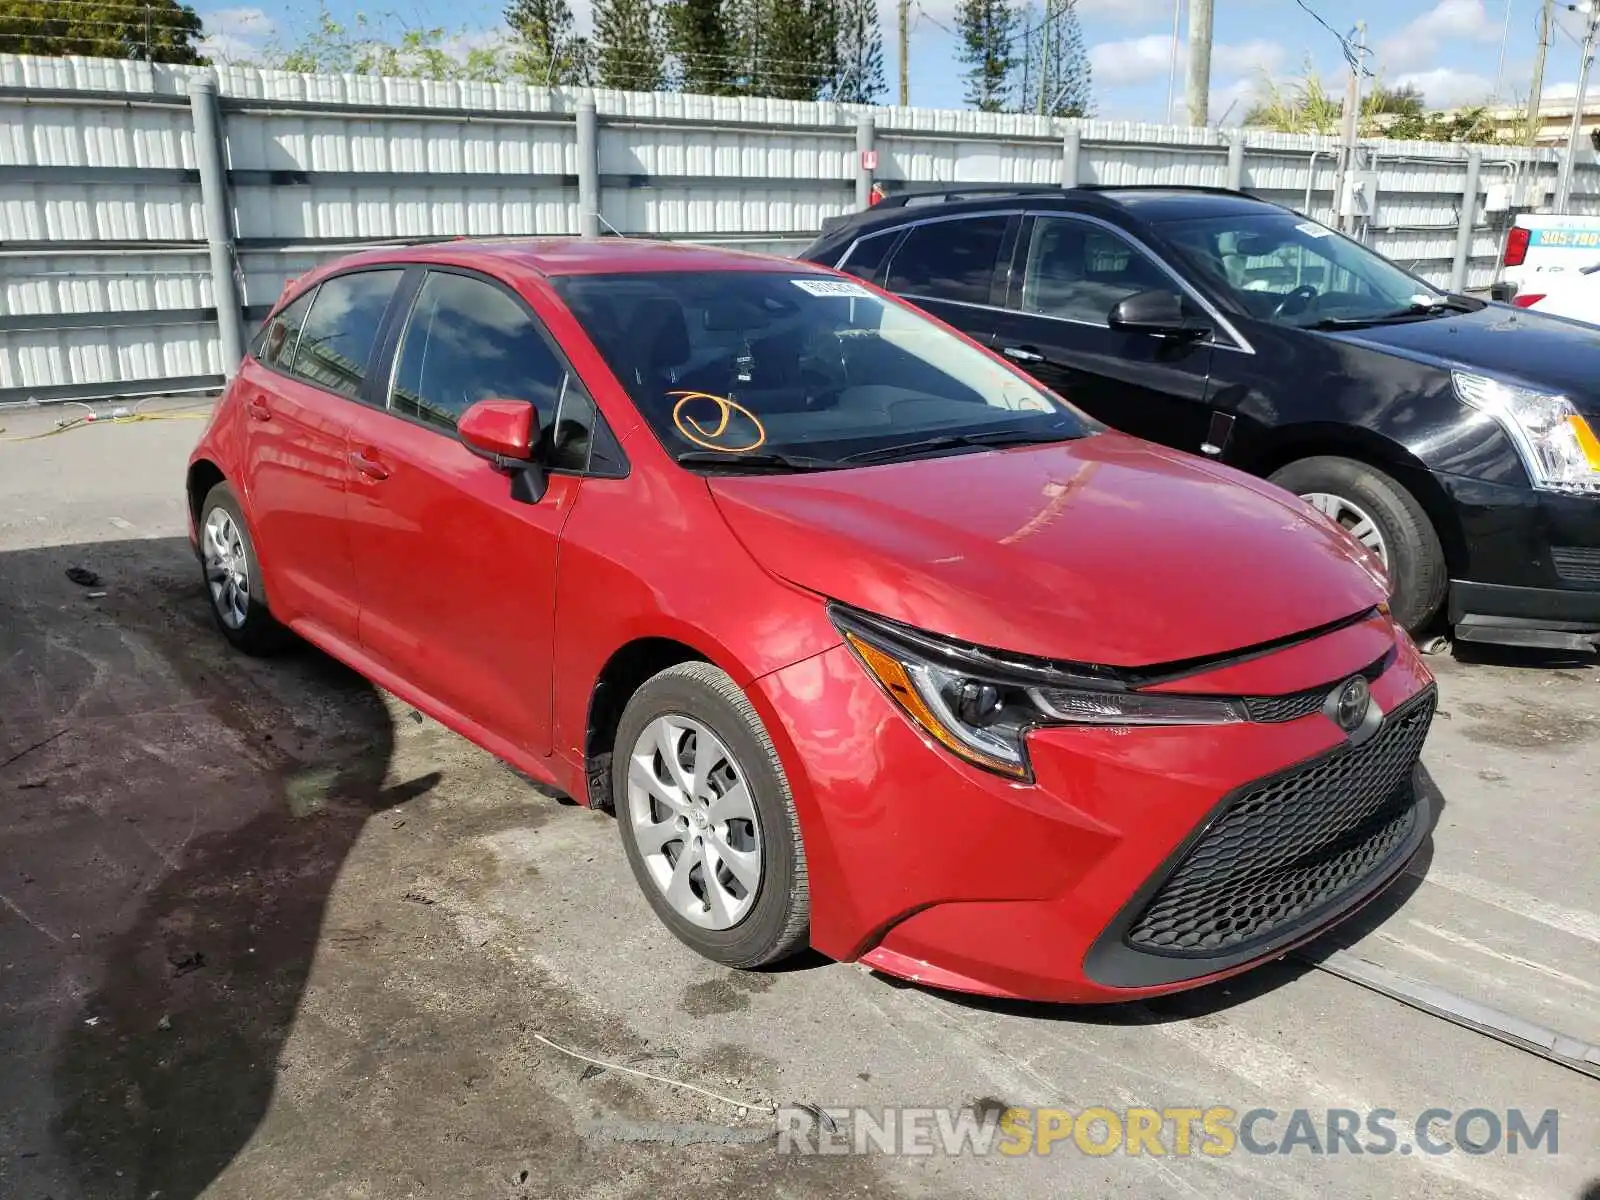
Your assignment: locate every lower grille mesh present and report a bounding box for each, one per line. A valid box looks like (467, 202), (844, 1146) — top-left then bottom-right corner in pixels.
(1126, 690), (1436, 956)
(1553, 547), (1600, 587)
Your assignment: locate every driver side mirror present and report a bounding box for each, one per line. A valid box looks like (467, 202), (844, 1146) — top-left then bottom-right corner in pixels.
(459, 398), (547, 503)
(1108, 289), (1212, 341)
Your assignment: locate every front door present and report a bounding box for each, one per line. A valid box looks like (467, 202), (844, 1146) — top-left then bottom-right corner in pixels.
(989, 214), (1217, 457)
(345, 268), (595, 755)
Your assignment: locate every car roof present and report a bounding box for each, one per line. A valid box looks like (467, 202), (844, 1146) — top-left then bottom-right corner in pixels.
(324, 237), (819, 278)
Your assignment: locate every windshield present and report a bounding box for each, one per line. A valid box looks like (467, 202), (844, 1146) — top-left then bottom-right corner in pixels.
(1159, 213), (1444, 328)
(552, 271), (1092, 469)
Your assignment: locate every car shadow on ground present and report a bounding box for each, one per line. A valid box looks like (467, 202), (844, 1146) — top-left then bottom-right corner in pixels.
(0, 535), (438, 1200)
(869, 765), (1449, 1027)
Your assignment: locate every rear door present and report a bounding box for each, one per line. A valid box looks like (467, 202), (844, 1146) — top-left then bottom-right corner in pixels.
(878, 213), (1017, 347)
(238, 268), (404, 643)
(987, 213), (1217, 455)
(344, 267), (604, 755)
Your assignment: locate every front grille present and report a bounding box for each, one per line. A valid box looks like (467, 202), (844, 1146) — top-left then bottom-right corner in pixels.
(1126, 689), (1436, 957)
(1240, 651), (1392, 724)
(1553, 546), (1600, 587)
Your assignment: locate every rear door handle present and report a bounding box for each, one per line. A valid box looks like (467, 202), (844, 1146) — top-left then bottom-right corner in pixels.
(1002, 345), (1045, 363)
(348, 448), (390, 481)
(246, 397), (272, 421)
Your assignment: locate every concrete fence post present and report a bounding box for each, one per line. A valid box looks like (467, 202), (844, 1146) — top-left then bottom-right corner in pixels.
(1062, 128), (1082, 187)
(855, 113), (876, 210)
(188, 73), (245, 379)
(1227, 134), (1246, 191)
(1451, 148), (1483, 293)
(576, 96), (600, 239)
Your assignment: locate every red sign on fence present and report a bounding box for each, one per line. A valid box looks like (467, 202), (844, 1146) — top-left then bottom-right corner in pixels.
(861, 149), (878, 172)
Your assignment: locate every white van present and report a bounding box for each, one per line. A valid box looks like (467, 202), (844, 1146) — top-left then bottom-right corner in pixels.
(1497, 212), (1600, 296)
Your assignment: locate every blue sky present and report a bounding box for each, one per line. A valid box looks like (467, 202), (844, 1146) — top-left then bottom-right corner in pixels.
(195, 0), (1600, 122)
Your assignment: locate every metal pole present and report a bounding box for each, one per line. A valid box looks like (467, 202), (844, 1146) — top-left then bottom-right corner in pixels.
(1335, 22), (1366, 233)
(1184, 0), (1212, 127)
(187, 73), (244, 380)
(576, 96), (599, 238)
(1451, 148), (1483, 293)
(1062, 128), (1081, 188)
(1556, 7), (1598, 213)
(897, 0), (910, 107)
(855, 113), (876, 210)
(1527, 0), (1554, 148)
(1226, 133), (1245, 190)
(1165, 0), (1182, 123)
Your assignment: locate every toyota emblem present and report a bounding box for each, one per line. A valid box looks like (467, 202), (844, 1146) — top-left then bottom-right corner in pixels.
(1333, 677), (1370, 732)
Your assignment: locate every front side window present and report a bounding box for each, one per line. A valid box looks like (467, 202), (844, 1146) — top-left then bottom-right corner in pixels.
(1018, 217), (1174, 324)
(884, 216), (1009, 306)
(1160, 212), (1444, 327)
(552, 270), (1093, 470)
(253, 289), (314, 371)
(389, 270), (592, 471)
(290, 270), (402, 399)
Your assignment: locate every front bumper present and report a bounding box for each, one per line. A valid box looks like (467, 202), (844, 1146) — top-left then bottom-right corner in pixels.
(1434, 470), (1600, 647)
(754, 614), (1437, 1003)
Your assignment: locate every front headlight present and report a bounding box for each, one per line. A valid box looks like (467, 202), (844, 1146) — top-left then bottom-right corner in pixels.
(1452, 371), (1600, 495)
(833, 607), (1243, 779)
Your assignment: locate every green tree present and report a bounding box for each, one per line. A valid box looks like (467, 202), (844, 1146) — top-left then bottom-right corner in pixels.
(748, 0), (836, 99)
(594, 0), (666, 90)
(666, 0), (738, 94)
(506, 0), (593, 85)
(271, 6), (512, 80)
(955, 0), (1020, 113)
(0, 0), (204, 63)
(1017, 0), (1090, 117)
(832, 0), (885, 103)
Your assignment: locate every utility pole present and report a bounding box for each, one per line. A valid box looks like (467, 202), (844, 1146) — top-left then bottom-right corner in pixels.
(1166, 0), (1183, 123)
(1335, 21), (1367, 234)
(898, 0), (910, 106)
(1184, 0), (1212, 126)
(1526, 0), (1554, 148)
(1556, 1), (1600, 211)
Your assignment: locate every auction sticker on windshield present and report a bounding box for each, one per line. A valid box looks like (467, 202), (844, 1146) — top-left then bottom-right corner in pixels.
(792, 279), (875, 298)
(1294, 221), (1332, 238)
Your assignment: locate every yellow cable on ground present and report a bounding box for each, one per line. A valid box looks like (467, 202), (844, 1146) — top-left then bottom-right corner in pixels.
(0, 410), (208, 443)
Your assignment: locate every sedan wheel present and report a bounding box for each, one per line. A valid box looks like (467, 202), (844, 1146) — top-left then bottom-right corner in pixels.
(203, 505), (251, 629)
(626, 714), (763, 930)
(1299, 491), (1389, 566)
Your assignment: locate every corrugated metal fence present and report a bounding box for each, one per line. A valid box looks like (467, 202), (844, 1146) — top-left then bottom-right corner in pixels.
(4, 52), (1598, 405)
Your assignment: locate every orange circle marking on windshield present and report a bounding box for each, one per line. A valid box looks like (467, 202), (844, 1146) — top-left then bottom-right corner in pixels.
(669, 391), (767, 452)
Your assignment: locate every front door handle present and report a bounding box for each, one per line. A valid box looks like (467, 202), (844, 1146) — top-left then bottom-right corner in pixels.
(246, 397), (272, 421)
(1002, 345), (1045, 364)
(349, 448), (390, 481)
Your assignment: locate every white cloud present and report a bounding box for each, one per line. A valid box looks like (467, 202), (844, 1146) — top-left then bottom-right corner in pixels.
(1211, 76), (1266, 125)
(1541, 78), (1600, 102)
(1393, 67), (1493, 108)
(1076, 0), (1175, 25)
(1089, 35), (1284, 91)
(197, 6), (275, 63)
(1377, 0), (1500, 73)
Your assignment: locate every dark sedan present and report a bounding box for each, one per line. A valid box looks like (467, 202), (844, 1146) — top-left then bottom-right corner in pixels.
(801, 186), (1600, 652)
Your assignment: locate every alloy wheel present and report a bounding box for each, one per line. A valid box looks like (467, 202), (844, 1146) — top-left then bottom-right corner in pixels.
(625, 714), (763, 930)
(202, 506), (250, 629)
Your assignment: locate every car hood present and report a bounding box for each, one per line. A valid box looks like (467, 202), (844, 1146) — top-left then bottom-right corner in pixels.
(1322, 304), (1600, 415)
(708, 433), (1387, 669)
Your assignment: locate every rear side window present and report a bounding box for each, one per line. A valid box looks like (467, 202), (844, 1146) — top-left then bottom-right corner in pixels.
(389, 270), (566, 438)
(253, 290), (313, 370)
(290, 270), (402, 400)
(837, 231), (896, 286)
(885, 216), (1009, 306)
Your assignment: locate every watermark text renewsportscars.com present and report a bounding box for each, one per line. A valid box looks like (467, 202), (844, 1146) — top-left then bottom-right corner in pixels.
(770, 1105), (1560, 1158)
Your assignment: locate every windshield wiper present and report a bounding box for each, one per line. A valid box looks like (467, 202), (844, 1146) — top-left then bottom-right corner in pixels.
(839, 425), (1083, 466)
(674, 450), (842, 473)
(1310, 294), (1479, 330)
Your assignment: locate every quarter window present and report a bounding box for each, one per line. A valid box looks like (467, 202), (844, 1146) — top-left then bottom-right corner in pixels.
(837, 231), (896, 286)
(884, 216), (1009, 306)
(290, 270), (402, 399)
(1017, 218), (1173, 324)
(253, 290), (313, 371)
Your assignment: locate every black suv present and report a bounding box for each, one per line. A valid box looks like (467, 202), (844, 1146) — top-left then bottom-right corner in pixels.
(800, 185), (1600, 652)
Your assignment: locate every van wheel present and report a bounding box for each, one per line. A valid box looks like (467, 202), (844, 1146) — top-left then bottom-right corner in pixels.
(1269, 457), (1447, 634)
(612, 662), (809, 969)
(198, 482), (291, 655)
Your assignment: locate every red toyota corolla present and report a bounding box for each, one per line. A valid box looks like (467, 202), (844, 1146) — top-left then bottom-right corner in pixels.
(186, 239), (1436, 1003)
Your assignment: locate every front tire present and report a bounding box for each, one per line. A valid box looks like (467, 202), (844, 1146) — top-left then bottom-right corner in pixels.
(198, 481), (291, 655)
(1269, 456), (1447, 633)
(612, 662), (809, 969)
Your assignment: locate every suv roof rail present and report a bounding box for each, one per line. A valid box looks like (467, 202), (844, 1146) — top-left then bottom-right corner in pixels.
(872, 184), (1068, 208)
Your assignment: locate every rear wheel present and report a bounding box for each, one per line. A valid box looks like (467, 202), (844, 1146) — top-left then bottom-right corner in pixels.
(198, 481), (291, 655)
(612, 662), (809, 969)
(1269, 456), (1447, 634)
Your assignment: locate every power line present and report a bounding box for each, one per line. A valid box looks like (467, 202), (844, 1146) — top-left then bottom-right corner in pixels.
(1290, 0), (1374, 75)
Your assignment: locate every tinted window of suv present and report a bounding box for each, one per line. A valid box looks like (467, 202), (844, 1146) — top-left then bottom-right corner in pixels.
(290, 270), (402, 400)
(1016, 217), (1171, 324)
(837, 231), (897, 286)
(885, 216), (1008, 306)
